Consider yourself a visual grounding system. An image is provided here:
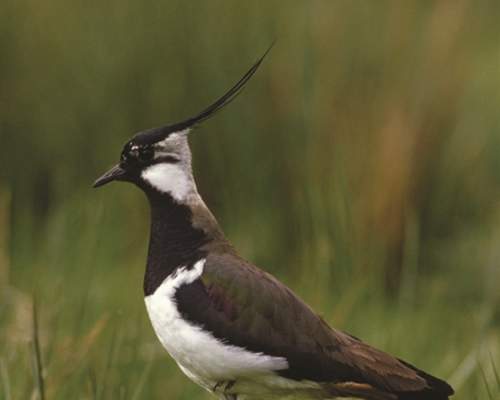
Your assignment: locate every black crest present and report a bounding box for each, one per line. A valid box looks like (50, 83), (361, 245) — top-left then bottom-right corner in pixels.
(132, 44), (273, 146)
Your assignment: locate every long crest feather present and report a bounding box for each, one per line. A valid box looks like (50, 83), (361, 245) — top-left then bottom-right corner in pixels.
(133, 44), (273, 146)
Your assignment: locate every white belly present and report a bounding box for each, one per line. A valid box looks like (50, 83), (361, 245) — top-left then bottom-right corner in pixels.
(144, 259), (289, 392)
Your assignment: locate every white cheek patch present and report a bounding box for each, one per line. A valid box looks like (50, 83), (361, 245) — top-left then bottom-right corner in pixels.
(141, 163), (194, 201)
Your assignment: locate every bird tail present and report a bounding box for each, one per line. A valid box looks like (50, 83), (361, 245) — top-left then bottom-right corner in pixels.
(394, 359), (454, 400)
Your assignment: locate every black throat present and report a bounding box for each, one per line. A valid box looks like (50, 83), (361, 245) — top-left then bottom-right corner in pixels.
(143, 190), (211, 296)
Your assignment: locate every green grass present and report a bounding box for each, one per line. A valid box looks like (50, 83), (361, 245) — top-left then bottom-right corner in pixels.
(1, 1), (500, 399)
(1, 193), (498, 399)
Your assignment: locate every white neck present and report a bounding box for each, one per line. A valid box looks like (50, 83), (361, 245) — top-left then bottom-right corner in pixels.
(141, 162), (198, 203)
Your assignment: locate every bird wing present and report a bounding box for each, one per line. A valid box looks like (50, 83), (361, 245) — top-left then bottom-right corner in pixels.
(174, 252), (453, 399)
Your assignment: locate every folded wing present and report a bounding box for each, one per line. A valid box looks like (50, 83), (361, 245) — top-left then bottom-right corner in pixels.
(175, 252), (453, 400)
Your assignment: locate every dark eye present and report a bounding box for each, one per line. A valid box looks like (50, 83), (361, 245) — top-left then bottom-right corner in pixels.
(138, 146), (154, 163)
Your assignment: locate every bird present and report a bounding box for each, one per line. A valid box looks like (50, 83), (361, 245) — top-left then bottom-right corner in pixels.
(93, 48), (454, 400)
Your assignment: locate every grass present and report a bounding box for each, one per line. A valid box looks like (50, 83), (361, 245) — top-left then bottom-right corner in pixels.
(31, 302), (45, 400)
(1, 1), (500, 399)
(0, 193), (498, 399)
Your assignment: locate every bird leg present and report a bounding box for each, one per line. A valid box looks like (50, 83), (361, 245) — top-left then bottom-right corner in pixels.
(213, 380), (236, 400)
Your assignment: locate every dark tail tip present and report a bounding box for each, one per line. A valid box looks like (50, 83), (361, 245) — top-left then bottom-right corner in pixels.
(396, 359), (454, 399)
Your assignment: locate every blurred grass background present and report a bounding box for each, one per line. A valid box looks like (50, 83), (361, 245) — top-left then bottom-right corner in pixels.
(1, 1), (500, 399)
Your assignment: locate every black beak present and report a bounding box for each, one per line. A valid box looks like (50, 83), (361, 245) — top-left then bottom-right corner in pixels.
(93, 164), (127, 188)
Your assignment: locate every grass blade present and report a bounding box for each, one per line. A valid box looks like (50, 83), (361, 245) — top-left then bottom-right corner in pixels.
(0, 358), (12, 400)
(489, 352), (500, 390)
(88, 368), (98, 400)
(478, 361), (493, 400)
(131, 356), (154, 400)
(31, 301), (45, 400)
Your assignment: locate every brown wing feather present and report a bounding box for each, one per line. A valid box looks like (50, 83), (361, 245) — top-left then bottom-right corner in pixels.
(175, 252), (453, 399)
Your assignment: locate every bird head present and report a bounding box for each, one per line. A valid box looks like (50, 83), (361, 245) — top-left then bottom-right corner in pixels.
(93, 129), (195, 202)
(93, 46), (271, 203)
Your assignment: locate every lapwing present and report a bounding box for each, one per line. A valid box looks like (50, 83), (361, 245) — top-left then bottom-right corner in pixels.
(94, 49), (454, 400)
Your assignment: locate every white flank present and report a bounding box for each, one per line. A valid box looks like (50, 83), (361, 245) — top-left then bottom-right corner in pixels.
(141, 163), (193, 201)
(144, 259), (289, 392)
